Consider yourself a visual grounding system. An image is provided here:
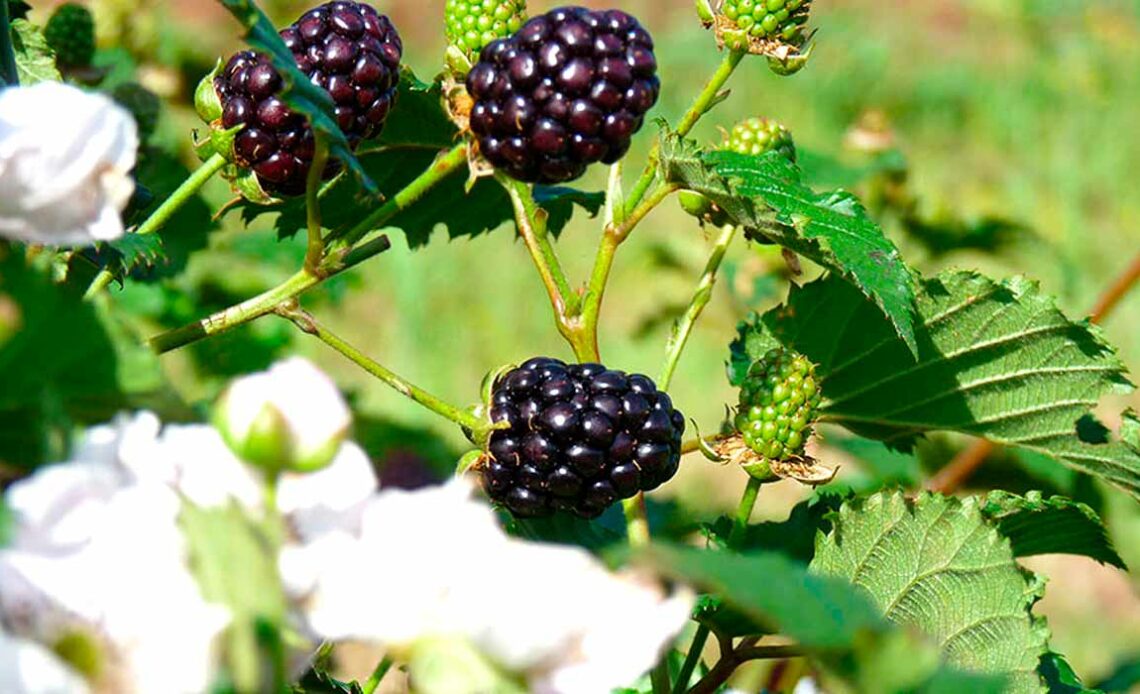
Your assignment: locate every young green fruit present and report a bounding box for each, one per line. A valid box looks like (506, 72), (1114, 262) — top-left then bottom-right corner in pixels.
(721, 0), (811, 44)
(44, 3), (96, 68)
(734, 347), (821, 462)
(724, 116), (796, 162)
(445, 0), (527, 62)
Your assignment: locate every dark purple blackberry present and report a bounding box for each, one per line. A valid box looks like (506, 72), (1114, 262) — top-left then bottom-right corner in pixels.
(213, 1), (402, 196)
(482, 357), (685, 519)
(465, 6), (660, 184)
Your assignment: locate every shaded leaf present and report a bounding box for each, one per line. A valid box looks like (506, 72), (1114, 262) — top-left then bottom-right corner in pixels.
(733, 270), (1140, 500)
(10, 19), (61, 85)
(979, 491), (1125, 569)
(659, 131), (917, 353)
(1092, 655), (1140, 693)
(810, 491), (1050, 693)
(1038, 652), (1099, 694)
(216, 0), (373, 192)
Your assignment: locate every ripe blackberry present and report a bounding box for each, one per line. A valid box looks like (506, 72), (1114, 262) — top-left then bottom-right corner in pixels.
(465, 6), (660, 184)
(734, 347), (820, 461)
(44, 3), (95, 68)
(445, 0), (527, 62)
(212, 1), (401, 196)
(724, 116), (796, 162)
(482, 357), (685, 519)
(721, 0), (811, 44)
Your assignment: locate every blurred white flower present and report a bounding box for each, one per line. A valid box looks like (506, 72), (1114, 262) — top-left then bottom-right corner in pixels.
(0, 628), (88, 694)
(0, 414), (230, 694)
(0, 82), (137, 246)
(294, 479), (693, 694)
(215, 358), (352, 473)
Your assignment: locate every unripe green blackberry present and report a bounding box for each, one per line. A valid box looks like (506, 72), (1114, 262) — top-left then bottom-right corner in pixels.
(724, 116), (796, 162)
(721, 0), (811, 44)
(734, 347), (821, 462)
(44, 3), (96, 68)
(445, 0), (527, 61)
(111, 82), (161, 143)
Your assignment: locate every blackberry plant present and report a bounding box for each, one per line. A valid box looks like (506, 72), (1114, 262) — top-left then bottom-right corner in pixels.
(17, 1), (1139, 693)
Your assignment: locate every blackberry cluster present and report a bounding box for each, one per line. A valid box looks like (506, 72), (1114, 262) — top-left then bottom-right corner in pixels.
(445, 0), (527, 61)
(466, 6), (660, 184)
(734, 347), (820, 461)
(44, 3), (95, 68)
(721, 0), (811, 43)
(483, 358), (685, 519)
(213, 1), (402, 196)
(725, 116), (796, 162)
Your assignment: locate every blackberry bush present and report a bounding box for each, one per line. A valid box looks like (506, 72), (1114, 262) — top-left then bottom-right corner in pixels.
(481, 357), (685, 518)
(734, 347), (820, 462)
(465, 6), (660, 183)
(44, 3), (95, 68)
(445, 0), (527, 62)
(721, 0), (811, 44)
(212, 1), (402, 196)
(724, 116), (796, 161)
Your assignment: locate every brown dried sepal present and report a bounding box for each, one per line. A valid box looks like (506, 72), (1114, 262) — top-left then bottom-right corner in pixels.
(712, 434), (836, 486)
(712, 14), (812, 59)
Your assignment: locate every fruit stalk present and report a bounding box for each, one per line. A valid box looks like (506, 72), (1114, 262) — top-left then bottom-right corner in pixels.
(304, 133), (330, 273)
(659, 223), (739, 389)
(279, 307), (485, 433)
(84, 153), (228, 300)
(361, 655), (394, 694)
(149, 145), (467, 353)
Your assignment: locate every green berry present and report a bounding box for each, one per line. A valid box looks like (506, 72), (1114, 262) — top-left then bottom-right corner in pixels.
(44, 3), (96, 68)
(736, 347), (821, 462)
(445, 0), (527, 61)
(720, 0), (810, 44)
(723, 116), (797, 162)
(111, 82), (161, 143)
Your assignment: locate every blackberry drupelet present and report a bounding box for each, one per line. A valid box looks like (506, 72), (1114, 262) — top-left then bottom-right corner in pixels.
(465, 6), (660, 183)
(724, 116), (796, 162)
(213, 1), (401, 196)
(734, 347), (821, 462)
(482, 357), (685, 519)
(445, 0), (527, 61)
(721, 0), (811, 44)
(44, 3), (95, 68)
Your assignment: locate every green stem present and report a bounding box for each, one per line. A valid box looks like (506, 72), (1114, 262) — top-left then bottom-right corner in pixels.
(0, 1), (17, 87)
(622, 494), (651, 547)
(650, 659), (672, 694)
(304, 134), (330, 273)
(659, 224), (738, 389)
(84, 153), (227, 300)
(328, 143), (468, 250)
(676, 475), (763, 694)
(623, 50), (745, 217)
(280, 307), (484, 433)
(361, 655), (394, 694)
(671, 627), (710, 694)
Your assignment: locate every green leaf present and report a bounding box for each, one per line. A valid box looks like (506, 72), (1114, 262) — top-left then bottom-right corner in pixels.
(702, 491), (844, 563)
(216, 0), (373, 193)
(978, 491), (1125, 569)
(1093, 655), (1140, 693)
(734, 270), (1140, 500)
(810, 491), (1050, 693)
(10, 18), (61, 85)
(180, 501), (288, 692)
(659, 131), (918, 353)
(831, 436), (922, 490)
(1038, 652), (1100, 694)
(369, 69), (457, 149)
(633, 543), (1006, 693)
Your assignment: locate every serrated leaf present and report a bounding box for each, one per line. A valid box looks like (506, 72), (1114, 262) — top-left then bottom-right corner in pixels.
(369, 69), (456, 149)
(10, 19), (61, 85)
(979, 491), (1125, 569)
(734, 270), (1140, 500)
(181, 501), (288, 692)
(659, 131), (918, 353)
(810, 491), (1050, 693)
(107, 233), (166, 275)
(216, 0), (373, 193)
(633, 543), (1006, 693)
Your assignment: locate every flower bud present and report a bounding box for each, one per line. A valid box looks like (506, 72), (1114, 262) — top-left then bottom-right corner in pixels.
(214, 358), (351, 475)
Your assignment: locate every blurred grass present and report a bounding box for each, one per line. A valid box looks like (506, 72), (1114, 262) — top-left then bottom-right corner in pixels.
(85, 0), (1140, 683)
